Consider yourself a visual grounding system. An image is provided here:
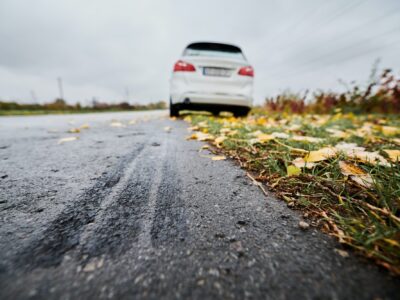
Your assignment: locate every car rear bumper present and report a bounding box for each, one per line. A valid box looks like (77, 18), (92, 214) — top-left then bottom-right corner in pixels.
(171, 92), (252, 108)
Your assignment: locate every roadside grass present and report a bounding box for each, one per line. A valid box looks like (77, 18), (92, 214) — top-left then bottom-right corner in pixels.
(183, 111), (400, 275)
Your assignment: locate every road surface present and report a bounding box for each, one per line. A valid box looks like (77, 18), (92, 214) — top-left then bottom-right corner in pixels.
(0, 111), (398, 300)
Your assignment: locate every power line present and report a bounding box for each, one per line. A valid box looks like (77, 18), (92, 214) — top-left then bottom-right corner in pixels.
(266, 8), (400, 72)
(270, 0), (367, 53)
(268, 24), (400, 78)
(271, 36), (400, 82)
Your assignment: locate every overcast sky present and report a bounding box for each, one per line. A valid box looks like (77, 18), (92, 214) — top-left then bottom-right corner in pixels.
(0, 0), (399, 105)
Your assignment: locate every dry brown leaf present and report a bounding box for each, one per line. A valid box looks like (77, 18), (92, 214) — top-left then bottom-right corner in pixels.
(339, 161), (373, 188)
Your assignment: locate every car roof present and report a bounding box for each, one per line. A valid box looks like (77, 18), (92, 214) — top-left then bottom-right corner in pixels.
(185, 42), (242, 53)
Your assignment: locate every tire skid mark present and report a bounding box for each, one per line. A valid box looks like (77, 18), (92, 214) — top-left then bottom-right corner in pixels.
(79, 147), (160, 259)
(150, 142), (187, 247)
(14, 144), (145, 270)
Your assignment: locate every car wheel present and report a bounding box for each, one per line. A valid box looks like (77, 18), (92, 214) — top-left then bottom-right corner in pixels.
(233, 107), (250, 117)
(211, 110), (220, 116)
(169, 100), (179, 117)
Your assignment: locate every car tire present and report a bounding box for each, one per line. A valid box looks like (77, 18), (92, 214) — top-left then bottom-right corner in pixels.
(233, 107), (250, 117)
(169, 102), (179, 117)
(211, 110), (220, 116)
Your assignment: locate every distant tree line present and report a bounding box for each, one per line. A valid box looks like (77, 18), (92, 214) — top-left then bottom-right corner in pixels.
(0, 98), (167, 113)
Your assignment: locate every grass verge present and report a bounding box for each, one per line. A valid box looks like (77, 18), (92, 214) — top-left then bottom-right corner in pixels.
(183, 111), (400, 275)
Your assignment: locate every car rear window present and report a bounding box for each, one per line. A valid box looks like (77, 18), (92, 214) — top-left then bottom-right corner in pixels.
(183, 43), (246, 60)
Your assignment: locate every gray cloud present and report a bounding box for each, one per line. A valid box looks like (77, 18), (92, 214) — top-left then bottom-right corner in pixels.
(0, 0), (399, 104)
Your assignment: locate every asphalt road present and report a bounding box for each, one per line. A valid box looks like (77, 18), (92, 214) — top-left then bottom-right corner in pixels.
(0, 111), (399, 300)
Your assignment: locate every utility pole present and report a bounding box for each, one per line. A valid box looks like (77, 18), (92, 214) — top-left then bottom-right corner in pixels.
(125, 87), (130, 103)
(57, 77), (64, 100)
(30, 90), (37, 103)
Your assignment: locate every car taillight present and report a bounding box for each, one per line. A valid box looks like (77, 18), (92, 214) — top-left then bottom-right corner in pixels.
(173, 60), (196, 72)
(238, 66), (254, 77)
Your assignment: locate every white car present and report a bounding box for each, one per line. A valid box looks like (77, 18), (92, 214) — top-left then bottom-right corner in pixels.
(169, 42), (253, 117)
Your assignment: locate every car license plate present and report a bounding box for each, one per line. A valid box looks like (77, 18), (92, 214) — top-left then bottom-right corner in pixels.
(203, 67), (231, 77)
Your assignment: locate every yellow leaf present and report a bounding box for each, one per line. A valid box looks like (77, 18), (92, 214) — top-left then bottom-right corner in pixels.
(183, 116), (192, 122)
(339, 161), (366, 176)
(256, 117), (267, 125)
(68, 128), (80, 133)
(211, 155), (226, 161)
(381, 126), (400, 136)
(383, 150), (400, 162)
(257, 133), (274, 143)
(339, 161), (373, 188)
(187, 132), (214, 141)
(287, 165), (301, 176)
(304, 147), (337, 162)
(80, 123), (90, 129)
(391, 138), (400, 145)
(214, 136), (227, 146)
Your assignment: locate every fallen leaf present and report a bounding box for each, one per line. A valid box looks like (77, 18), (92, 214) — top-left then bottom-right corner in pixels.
(271, 132), (289, 139)
(287, 165), (301, 176)
(164, 126), (171, 132)
(110, 121), (125, 128)
(292, 157), (317, 169)
(334, 249), (349, 258)
(256, 133), (274, 143)
(348, 151), (390, 167)
(214, 136), (227, 147)
(211, 156), (226, 161)
(325, 128), (350, 138)
(291, 135), (324, 143)
(339, 161), (373, 188)
(187, 132), (214, 141)
(335, 142), (365, 154)
(128, 120), (137, 125)
(68, 128), (80, 133)
(380, 126), (400, 136)
(383, 150), (400, 162)
(58, 136), (78, 144)
(304, 147), (337, 162)
(80, 123), (90, 129)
